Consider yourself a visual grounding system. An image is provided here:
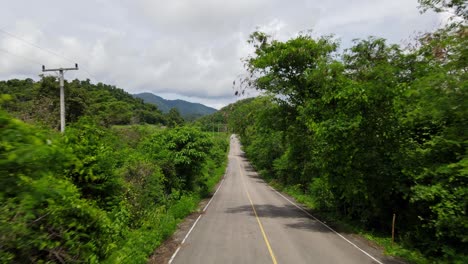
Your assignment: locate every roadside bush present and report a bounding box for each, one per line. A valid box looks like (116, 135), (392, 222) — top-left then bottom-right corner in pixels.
(0, 109), (115, 262)
(142, 126), (213, 192)
(63, 118), (126, 211)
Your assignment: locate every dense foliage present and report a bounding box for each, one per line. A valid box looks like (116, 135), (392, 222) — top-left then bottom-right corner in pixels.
(0, 93), (229, 263)
(226, 5), (467, 262)
(196, 111), (227, 133)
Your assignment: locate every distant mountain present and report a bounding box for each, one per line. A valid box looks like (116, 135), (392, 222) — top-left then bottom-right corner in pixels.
(133, 92), (217, 120)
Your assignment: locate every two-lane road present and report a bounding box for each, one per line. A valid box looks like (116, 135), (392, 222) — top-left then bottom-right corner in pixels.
(169, 136), (387, 264)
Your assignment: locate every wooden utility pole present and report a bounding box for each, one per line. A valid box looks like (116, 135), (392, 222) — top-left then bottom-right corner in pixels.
(42, 64), (79, 133)
(392, 213), (396, 245)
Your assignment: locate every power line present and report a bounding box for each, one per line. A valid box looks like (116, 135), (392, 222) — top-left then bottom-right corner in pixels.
(79, 67), (99, 82)
(0, 28), (99, 82)
(0, 28), (75, 64)
(0, 47), (43, 66)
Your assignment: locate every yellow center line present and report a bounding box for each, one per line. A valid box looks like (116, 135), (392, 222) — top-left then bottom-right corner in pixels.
(237, 157), (278, 264)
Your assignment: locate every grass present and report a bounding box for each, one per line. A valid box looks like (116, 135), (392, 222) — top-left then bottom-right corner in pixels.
(111, 124), (163, 129)
(103, 201), (191, 264)
(205, 160), (227, 191)
(206, 132), (230, 191)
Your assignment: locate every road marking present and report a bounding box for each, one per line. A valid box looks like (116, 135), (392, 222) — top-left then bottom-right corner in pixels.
(237, 157), (278, 264)
(268, 186), (384, 264)
(168, 247), (180, 264)
(181, 215), (202, 244)
(203, 178), (225, 212)
(168, 172), (227, 263)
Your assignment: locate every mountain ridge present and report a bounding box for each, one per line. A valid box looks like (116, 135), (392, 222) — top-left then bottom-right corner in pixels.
(133, 92), (217, 120)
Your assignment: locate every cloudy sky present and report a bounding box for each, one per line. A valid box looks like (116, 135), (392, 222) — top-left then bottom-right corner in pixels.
(0, 0), (444, 109)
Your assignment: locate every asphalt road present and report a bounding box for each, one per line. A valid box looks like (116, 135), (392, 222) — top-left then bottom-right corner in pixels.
(170, 135), (386, 264)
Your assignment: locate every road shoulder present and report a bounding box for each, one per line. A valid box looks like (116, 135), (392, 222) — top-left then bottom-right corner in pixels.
(147, 180), (223, 264)
(266, 183), (407, 264)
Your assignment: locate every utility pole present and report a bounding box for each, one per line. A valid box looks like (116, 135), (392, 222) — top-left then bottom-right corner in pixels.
(42, 64), (79, 133)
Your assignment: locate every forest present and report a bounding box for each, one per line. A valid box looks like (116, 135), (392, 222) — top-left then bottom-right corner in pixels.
(0, 78), (229, 263)
(199, 1), (466, 263)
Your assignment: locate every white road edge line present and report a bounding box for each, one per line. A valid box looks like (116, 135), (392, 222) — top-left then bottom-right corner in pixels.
(168, 176), (226, 264)
(182, 215), (202, 244)
(168, 247), (180, 264)
(268, 186), (384, 264)
(203, 178), (225, 212)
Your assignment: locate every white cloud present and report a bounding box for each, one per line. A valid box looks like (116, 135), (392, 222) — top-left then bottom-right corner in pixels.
(0, 0), (443, 108)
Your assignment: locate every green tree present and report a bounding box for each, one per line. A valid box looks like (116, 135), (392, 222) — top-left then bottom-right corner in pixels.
(142, 126), (212, 192)
(230, 24), (467, 261)
(167, 107), (184, 127)
(418, 0), (467, 19)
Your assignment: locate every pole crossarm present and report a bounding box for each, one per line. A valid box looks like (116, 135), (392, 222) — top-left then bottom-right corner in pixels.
(42, 63), (79, 72)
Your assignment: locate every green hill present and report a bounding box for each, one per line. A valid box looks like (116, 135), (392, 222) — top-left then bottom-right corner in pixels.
(0, 78), (166, 127)
(133, 92), (217, 120)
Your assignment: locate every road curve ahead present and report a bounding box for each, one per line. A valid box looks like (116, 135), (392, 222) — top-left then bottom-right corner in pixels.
(170, 135), (386, 264)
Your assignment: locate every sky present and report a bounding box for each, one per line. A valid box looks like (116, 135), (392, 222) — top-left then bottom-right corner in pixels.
(0, 0), (445, 109)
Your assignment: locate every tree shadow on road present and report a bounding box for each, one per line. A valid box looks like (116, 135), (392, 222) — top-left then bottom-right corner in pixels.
(225, 204), (405, 264)
(225, 203), (332, 234)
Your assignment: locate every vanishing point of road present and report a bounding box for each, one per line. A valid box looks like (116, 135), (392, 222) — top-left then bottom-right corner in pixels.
(169, 135), (390, 264)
